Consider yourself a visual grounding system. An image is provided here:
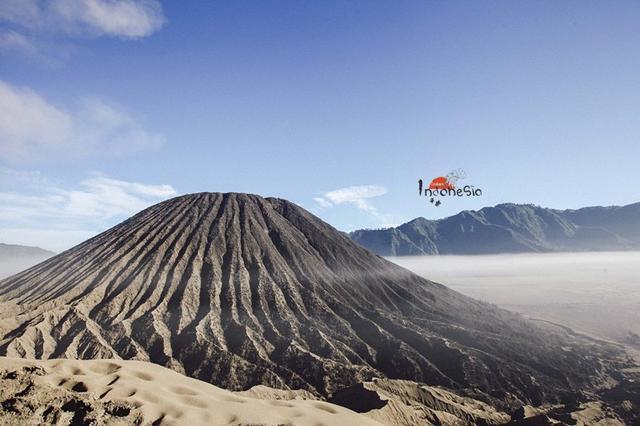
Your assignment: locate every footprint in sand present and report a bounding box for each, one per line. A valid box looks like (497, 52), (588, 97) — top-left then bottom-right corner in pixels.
(170, 386), (198, 396)
(106, 375), (120, 386)
(268, 400), (294, 408)
(312, 402), (337, 414)
(180, 396), (207, 408)
(63, 380), (88, 392)
(89, 362), (121, 375)
(221, 396), (246, 404)
(132, 371), (153, 381)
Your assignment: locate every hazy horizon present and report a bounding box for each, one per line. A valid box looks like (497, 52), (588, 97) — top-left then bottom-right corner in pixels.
(5, 196), (640, 252)
(390, 251), (640, 348)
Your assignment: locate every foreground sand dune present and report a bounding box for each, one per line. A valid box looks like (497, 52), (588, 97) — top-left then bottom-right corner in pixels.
(0, 357), (380, 425)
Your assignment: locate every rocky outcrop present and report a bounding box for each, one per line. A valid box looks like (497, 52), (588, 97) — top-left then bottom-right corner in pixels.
(329, 378), (510, 425)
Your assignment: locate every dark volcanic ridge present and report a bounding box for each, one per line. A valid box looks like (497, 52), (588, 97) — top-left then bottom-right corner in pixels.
(0, 192), (633, 413)
(350, 202), (640, 256)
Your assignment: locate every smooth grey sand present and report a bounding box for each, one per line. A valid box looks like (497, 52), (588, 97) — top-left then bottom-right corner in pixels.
(389, 252), (640, 346)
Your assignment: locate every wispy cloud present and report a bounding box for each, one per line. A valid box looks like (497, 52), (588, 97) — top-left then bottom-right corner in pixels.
(0, 166), (49, 186)
(315, 185), (388, 212)
(0, 29), (71, 65)
(312, 197), (332, 208)
(0, 29), (37, 54)
(0, 171), (176, 222)
(313, 185), (404, 229)
(0, 80), (164, 163)
(0, 0), (165, 61)
(0, 168), (177, 251)
(0, 0), (166, 39)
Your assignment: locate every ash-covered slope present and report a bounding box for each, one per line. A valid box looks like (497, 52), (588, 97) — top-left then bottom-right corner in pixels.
(0, 193), (619, 410)
(350, 202), (640, 256)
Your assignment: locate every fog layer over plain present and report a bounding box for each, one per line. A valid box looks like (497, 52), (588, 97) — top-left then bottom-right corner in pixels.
(0, 258), (46, 280)
(389, 252), (640, 346)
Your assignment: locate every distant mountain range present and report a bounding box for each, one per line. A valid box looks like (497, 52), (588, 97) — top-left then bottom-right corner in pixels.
(0, 243), (55, 279)
(350, 202), (640, 256)
(0, 243), (54, 258)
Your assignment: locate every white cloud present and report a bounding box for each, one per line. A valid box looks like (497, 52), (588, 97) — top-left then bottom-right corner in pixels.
(0, 80), (164, 163)
(0, 0), (166, 39)
(315, 185), (388, 212)
(0, 1), (40, 27)
(313, 197), (332, 208)
(64, 174), (176, 219)
(0, 171), (176, 222)
(0, 29), (71, 64)
(0, 166), (49, 186)
(0, 169), (177, 251)
(312, 185), (404, 229)
(0, 30), (38, 54)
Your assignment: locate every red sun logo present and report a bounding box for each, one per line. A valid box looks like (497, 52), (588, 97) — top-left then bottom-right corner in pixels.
(428, 176), (456, 190)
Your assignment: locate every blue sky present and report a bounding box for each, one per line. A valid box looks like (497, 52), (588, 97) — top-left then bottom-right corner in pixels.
(1, 1), (640, 251)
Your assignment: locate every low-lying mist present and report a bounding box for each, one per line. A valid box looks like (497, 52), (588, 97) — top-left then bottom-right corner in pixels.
(0, 257), (48, 280)
(389, 252), (640, 347)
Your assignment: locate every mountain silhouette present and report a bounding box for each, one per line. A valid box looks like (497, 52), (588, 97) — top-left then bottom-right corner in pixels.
(350, 202), (640, 256)
(0, 243), (55, 280)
